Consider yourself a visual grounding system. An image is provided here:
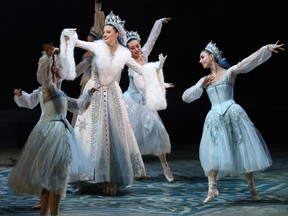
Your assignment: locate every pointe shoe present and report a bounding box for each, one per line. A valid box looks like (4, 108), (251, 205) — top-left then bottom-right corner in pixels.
(203, 188), (219, 204)
(250, 188), (260, 202)
(162, 165), (174, 183)
(32, 203), (41, 210)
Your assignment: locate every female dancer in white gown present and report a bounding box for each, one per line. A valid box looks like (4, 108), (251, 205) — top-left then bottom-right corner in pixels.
(62, 11), (166, 195)
(123, 18), (175, 182)
(182, 40), (284, 204)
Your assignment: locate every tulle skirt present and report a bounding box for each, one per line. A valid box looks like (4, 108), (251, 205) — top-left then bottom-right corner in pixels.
(123, 91), (171, 156)
(8, 119), (91, 197)
(199, 104), (272, 179)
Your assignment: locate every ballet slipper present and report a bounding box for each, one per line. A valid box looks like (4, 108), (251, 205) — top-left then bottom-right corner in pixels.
(249, 186), (260, 201)
(203, 183), (219, 204)
(162, 164), (174, 183)
(32, 203), (41, 210)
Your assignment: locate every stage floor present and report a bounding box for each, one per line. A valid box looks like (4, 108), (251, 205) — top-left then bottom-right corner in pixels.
(0, 144), (287, 216)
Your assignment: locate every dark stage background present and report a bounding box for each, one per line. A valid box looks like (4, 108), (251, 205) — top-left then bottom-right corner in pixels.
(1, 0), (287, 148)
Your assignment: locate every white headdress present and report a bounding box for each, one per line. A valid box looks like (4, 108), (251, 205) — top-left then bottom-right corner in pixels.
(126, 31), (141, 44)
(105, 11), (127, 45)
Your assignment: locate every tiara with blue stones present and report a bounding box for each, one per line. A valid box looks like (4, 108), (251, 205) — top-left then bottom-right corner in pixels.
(105, 11), (127, 45)
(205, 41), (222, 61)
(126, 31), (141, 44)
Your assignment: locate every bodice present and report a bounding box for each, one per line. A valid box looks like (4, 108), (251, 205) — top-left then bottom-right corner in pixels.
(206, 79), (235, 115)
(43, 93), (67, 121)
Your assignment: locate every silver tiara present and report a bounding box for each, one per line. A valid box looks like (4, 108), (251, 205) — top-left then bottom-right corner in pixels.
(126, 31), (141, 44)
(205, 41), (222, 62)
(105, 11), (127, 45)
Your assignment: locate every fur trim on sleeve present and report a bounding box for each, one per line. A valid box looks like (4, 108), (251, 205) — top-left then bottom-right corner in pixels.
(142, 62), (167, 110)
(59, 29), (78, 80)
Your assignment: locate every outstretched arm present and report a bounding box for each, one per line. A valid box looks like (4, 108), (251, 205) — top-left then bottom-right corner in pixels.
(228, 40), (285, 81)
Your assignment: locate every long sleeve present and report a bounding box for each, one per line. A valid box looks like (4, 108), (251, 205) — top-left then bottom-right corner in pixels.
(227, 45), (272, 82)
(14, 87), (42, 109)
(76, 40), (96, 53)
(182, 77), (205, 103)
(67, 92), (93, 115)
(75, 56), (92, 77)
(132, 72), (146, 95)
(142, 19), (164, 58)
(126, 57), (143, 75)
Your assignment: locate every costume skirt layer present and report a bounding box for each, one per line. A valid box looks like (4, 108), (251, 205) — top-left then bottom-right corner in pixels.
(199, 104), (272, 179)
(8, 120), (72, 197)
(123, 91), (171, 156)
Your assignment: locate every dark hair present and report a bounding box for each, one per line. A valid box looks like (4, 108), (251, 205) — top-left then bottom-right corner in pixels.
(203, 49), (230, 69)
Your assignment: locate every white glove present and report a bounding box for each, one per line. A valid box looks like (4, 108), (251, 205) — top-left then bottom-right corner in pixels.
(157, 53), (167, 71)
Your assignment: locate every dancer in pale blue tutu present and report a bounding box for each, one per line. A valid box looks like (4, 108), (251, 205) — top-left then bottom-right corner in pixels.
(8, 43), (97, 215)
(182, 40), (284, 203)
(123, 18), (175, 182)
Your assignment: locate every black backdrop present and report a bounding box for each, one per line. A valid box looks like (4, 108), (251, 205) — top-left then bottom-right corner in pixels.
(1, 0), (287, 147)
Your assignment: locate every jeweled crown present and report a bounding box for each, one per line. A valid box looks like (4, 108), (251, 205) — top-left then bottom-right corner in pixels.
(205, 41), (222, 62)
(126, 31), (141, 44)
(105, 11), (125, 33)
(105, 11), (127, 45)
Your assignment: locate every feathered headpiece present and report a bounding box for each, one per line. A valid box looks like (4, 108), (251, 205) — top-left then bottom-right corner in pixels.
(105, 11), (127, 45)
(126, 31), (141, 44)
(89, 0), (105, 39)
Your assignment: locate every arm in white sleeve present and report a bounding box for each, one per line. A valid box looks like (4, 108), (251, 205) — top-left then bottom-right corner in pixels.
(67, 92), (93, 114)
(75, 40), (96, 53)
(126, 57), (143, 75)
(227, 45), (272, 82)
(142, 18), (164, 56)
(14, 87), (42, 109)
(129, 69), (145, 95)
(182, 77), (205, 103)
(75, 56), (92, 77)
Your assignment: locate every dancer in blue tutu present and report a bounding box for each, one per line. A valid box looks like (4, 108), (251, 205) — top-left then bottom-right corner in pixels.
(182, 40), (284, 203)
(8, 43), (97, 215)
(123, 18), (175, 182)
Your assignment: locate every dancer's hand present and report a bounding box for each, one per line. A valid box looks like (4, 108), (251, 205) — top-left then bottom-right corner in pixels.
(267, 40), (285, 53)
(14, 88), (23, 96)
(157, 53), (167, 70)
(62, 28), (77, 40)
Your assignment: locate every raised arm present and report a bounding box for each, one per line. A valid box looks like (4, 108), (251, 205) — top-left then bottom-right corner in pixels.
(14, 87), (42, 109)
(142, 18), (171, 57)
